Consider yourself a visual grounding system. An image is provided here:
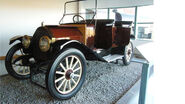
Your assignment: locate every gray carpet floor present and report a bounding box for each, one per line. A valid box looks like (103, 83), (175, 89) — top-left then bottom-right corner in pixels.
(0, 61), (142, 104)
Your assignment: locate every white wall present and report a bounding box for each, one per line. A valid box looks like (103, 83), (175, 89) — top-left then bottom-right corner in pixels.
(0, 0), (78, 56)
(0, 0), (77, 75)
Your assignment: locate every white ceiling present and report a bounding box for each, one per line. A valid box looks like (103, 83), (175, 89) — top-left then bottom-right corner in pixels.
(80, 0), (153, 9)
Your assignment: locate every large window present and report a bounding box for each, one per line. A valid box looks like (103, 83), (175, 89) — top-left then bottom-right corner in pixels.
(85, 5), (154, 40)
(137, 5), (154, 39)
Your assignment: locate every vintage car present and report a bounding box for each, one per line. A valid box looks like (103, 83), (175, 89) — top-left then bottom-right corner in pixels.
(5, 0), (134, 100)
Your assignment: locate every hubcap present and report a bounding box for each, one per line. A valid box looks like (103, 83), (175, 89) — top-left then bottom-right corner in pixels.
(55, 55), (82, 94)
(70, 73), (75, 79)
(65, 69), (73, 80)
(127, 50), (131, 56)
(125, 43), (132, 62)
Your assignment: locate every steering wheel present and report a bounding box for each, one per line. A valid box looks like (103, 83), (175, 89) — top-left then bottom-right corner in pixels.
(73, 14), (86, 23)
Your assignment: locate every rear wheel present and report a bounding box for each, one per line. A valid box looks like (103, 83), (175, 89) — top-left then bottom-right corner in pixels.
(123, 42), (133, 65)
(46, 48), (86, 99)
(5, 43), (30, 79)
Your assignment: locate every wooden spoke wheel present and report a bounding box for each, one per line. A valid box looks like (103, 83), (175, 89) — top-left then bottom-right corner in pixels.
(46, 48), (86, 99)
(123, 42), (133, 65)
(5, 43), (30, 79)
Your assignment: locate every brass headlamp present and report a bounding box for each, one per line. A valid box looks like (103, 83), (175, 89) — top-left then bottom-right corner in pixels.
(39, 36), (51, 52)
(22, 35), (31, 48)
(39, 36), (70, 52)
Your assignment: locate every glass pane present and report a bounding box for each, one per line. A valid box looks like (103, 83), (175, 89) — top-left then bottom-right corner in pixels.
(96, 9), (108, 19)
(137, 5), (154, 23)
(137, 24), (153, 39)
(86, 9), (95, 19)
(109, 8), (135, 21)
(61, 0), (96, 23)
(137, 5), (154, 39)
(85, 9), (108, 19)
(61, 1), (78, 23)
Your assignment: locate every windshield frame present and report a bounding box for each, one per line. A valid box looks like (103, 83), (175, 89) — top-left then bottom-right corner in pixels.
(59, 0), (97, 24)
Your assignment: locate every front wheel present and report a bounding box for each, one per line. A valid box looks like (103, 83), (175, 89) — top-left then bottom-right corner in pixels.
(46, 48), (86, 99)
(5, 43), (30, 79)
(123, 42), (133, 65)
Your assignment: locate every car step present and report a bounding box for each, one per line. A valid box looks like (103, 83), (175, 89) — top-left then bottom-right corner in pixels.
(103, 54), (123, 63)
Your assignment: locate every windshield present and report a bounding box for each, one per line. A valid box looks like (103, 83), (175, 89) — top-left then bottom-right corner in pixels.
(59, 0), (97, 24)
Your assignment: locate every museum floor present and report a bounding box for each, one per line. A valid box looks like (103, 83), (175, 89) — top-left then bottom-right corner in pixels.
(0, 61), (142, 104)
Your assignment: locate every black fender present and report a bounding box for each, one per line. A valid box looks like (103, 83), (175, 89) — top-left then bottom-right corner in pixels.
(13, 55), (32, 66)
(52, 40), (106, 62)
(9, 35), (23, 45)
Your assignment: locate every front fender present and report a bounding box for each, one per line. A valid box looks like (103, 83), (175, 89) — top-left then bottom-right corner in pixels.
(53, 40), (106, 61)
(9, 35), (23, 45)
(60, 40), (80, 50)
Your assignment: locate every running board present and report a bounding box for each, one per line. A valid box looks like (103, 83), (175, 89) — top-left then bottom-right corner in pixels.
(103, 54), (147, 63)
(103, 55), (123, 63)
